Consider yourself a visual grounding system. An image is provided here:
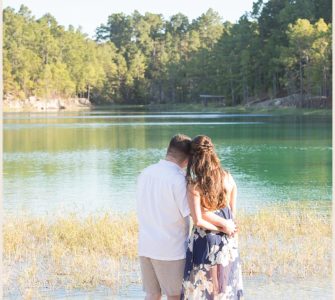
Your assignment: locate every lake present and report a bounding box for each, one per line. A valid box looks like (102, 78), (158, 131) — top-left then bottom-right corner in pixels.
(3, 108), (332, 216)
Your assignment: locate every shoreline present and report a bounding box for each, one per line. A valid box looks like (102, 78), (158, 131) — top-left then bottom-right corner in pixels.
(141, 103), (332, 115)
(4, 275), (332, 299)
(3, 97), (92, 112)
(3, 92), (332, 115)
(3, 101), (332, 116)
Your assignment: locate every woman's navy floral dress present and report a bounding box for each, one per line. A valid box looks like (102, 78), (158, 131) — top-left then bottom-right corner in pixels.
(181, 207), (244, 299)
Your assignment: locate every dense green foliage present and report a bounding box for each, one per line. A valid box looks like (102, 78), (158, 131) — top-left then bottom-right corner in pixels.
(3, 0), (332, 105)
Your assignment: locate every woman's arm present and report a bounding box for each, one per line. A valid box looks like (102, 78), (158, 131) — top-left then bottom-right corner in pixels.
(202, 210), (236, 235)
(187, 185), (221, 231)
(229, 174), (237, 218)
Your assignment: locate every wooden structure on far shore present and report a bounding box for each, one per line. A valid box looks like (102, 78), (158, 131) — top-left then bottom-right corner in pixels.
(199, 94), (225, 106)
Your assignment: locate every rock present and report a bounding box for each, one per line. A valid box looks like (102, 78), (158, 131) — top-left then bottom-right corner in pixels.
(32, 101), (46, 110)
(3, 96), (92, 112)
(46, 99), (61, 110)
(9, 100), (23, 109)
(78, 98), (91, 106)
(4, 93), (15, 101)
(29, 96), (38, 103)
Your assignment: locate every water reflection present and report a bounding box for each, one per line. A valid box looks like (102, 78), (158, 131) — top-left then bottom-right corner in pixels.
(3, 111), (331, 215)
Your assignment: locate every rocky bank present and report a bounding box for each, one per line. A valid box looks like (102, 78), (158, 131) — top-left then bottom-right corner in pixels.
(246, 94), (332, 109)
(3, 95), (93, 112)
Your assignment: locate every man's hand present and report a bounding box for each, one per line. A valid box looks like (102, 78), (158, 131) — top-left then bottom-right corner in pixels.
(220, 219), (237, 236)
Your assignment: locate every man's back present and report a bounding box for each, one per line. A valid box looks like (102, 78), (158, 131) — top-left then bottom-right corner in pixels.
(136, 159), (190, 260)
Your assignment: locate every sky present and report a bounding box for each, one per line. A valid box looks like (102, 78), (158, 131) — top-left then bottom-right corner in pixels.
(4, 0), (256, 38)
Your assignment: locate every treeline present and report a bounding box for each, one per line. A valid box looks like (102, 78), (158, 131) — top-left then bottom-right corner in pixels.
(3, 0), (332, 105)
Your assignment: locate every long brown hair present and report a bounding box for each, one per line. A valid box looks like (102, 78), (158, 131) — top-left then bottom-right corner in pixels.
(186, 135), (228, 210)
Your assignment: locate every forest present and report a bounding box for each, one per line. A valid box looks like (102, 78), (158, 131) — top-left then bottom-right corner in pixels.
(3, 0), (332, 106)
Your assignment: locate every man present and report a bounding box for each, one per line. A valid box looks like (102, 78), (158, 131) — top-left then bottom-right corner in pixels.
(136, 134), (236, 300)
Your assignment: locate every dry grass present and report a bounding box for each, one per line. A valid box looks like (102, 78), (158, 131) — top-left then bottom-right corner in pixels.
(3, 204), (331, 297)
(3, 212), (139, 298)
(238, 203), (331, 278)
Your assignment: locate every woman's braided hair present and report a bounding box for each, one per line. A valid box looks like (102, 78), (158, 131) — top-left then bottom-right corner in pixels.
(186, 135), (228, 210)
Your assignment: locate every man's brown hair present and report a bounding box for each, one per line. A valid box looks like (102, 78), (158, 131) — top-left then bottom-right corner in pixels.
(167, 134), (192, 162)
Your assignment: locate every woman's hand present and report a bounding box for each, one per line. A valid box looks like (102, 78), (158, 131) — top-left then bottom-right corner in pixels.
(220, 219), (237, 236)
(202, 211), (237, 236)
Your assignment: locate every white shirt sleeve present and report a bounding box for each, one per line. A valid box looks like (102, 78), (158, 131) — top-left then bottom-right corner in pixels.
(173, 176), (190, 218)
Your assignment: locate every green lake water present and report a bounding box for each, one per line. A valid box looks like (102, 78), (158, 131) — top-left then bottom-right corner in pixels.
(3, 108), (332, 215)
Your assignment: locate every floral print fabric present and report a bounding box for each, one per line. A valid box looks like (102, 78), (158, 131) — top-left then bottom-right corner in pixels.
(181, 207), (243, 299)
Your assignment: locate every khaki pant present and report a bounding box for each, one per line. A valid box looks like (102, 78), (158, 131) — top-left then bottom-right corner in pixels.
(139, 256), (186, 296)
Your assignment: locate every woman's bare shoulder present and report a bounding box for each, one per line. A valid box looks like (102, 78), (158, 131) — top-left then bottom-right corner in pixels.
(224, 170), (236, 190)
(227, 171), (235, 182)
(187, 183), (200, 196)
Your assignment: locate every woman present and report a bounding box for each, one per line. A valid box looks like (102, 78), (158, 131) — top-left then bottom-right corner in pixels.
(181, 135), (243, 299)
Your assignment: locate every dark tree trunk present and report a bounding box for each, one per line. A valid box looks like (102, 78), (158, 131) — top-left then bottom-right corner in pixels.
(299, 60), (304, 108)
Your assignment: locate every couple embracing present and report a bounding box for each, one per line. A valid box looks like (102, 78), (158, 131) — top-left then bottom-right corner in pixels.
(136, 134), (244, 300)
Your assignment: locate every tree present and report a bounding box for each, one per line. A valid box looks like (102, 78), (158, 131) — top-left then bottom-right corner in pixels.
(95, 13), (133, 48)
(281, 18), (332, 106)
(3, 1), (332, 105)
